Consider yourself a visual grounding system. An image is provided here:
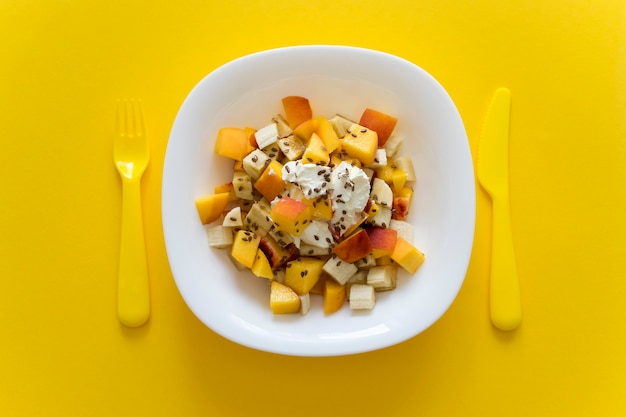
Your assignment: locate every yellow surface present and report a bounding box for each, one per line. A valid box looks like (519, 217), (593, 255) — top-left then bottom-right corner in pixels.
(1, 0), (625, 415)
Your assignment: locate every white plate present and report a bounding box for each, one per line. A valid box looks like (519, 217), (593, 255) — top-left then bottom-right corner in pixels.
(162, 45), (475, 356)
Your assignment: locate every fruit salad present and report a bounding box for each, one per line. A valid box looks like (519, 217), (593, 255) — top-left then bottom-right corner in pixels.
(195, 96), (425, 315)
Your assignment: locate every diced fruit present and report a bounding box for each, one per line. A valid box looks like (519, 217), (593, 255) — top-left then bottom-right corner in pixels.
(214, 182), (237, 202)
(245, 202), (274, 236)
(349, 284), (376, 310)
(302, 133), (330, 166)
(369, 148), (387, 168)
(340, 124), (378, 165)
(251, 249), (273, 279)
(277, 134), (306, 161)
(284, 257), (325, 295)
(366, 226), (398, 259)
(389, 219), (414, 243)
(305, 194), (333, 220)
(299, 293), (311, 315)
(345, 270), (368, 298)
(258, 235), (297, 269)
(383, 135), (403, 157)
(243, 149), (271, 180)
(206, 225), (234, 248)
(391, 237), (425, 274)
(282, 96), (313, 129)
(244, 126), (257, 147)
(369, 206), (392, 228)
(391, 169), (408, 192)
(254, 122), (279, 150)
(323, 279), (346, 314)
(270, 196), (312, 236)
(329, 151), (361, 169)
(359, 108), (398, 146)
(254, 160), (285, 201)
(393, 156), (416, 182)
(270, 281), (301, 314)
(392, 186), (413, 221)
(232, 171), (254, 200)
(332, 228), (373, 263)
(272, 114), (293, 138)
(376, 255), (393, 266)
(292, 117), (320, 140)
(355, 254), (376, 269)
(370, 177), (393, 208)
(309, 273), (327, 294)
(222, 206), (243, 227)
(323, 255), (358, 285)
(328, 114), (355, 138)
(299, 219), (334, 248)
(231, 229), (261, 269)
(195, 192), (230, 224)
(214, 127), (254, 161)
(367, 265), (397, 291)
(315, 116), (341, 153)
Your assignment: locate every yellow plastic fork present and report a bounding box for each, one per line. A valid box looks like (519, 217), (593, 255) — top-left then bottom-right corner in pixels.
(114, 99), (150, 327)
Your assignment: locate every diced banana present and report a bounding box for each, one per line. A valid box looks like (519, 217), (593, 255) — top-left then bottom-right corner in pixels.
(355, 253), (376, 269)
(370, 177), (393, 208)
(262, 143), (282, 161)
(383, 135), (403, 157)
(299, 293), (311, 315)
(369, 206), (392, 228)
(269, 228), (294, 247)
(393, 156), (416, 182)
(245, 203), (274, 236)
(232, 171), (254, 200)
(222, 207), (243, 227)
(277, 134), (306, 161)
(206, 225), (234, 248)
(299, 219), (334, 248)
(254, 122), (279, 150)
(323, 255), (358, 285)
(368, 148), (387, 168)
(367, 265), (397, 291)
(299, 243), (332, 256)
(242, 149), (271, 180)
(329, 114), (356, 138)
(346, 270), (368, 299)
(389, 219), (414, 243)
(349, 284), (376, 309)
(272, 114), (293, 138)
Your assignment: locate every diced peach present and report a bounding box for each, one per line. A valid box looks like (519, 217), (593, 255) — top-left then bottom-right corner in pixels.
(323, 279), (346, 314)
(270, 281), (301, 314)
(195, 192), (230, 224)
(251, 249), (273, 279)
(292, 117), (320, 141)
(391, 237), (425, 274)
(359, 108), (397, 146)
(392, 187), (413, 221)
(366, 227), (398, 259)
(332, 228), (373, 263)
(231, 229), (261, 269)
(302, 133), (330, 166)
(244, 126), (257, 147)
(258, 235), (298, 269)
(284, 257), (325, 295)
(340, 124), (378, 165)
(214, 127), (254, 161)
(270, 196), (312, 236)
(343, 212), (368, 237)
(282, 96), (313, 129)
(254, 159), (284, 201)
(315, 116), (341, 154)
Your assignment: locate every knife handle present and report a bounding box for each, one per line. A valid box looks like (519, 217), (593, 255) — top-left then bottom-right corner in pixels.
(490, 193), (521, 331)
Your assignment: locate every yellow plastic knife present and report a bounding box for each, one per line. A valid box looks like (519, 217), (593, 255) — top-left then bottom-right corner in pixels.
(477, 88), (521, 331)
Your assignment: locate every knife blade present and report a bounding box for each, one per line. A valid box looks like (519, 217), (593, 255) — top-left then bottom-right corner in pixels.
(477, 87), (521, 331)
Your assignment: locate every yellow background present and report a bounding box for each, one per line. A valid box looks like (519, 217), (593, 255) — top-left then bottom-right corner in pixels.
(2, 0), (625, 415)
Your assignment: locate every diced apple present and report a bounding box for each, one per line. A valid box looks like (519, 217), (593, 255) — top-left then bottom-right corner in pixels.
(271, 196), (312, 236)
(214, 127), (254, 161)
(254, 159), (285, 201)
(366, 226), (398, 259)
(270, 281), (301, 314)
(282, 96), (313, 129)
(195, 192), (230, 225)
(391, 237), (425, 274)
(332, 228), (373, 263)
(359, 108), (398, 147)
(284, 257), (325, 295)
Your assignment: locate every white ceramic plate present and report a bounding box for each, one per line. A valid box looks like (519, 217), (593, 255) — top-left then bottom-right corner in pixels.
(162, 45), (475, 356)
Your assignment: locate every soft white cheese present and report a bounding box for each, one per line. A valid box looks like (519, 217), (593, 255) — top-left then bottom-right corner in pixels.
(330, 161), (371, 232)
(282, 161), (332, 198)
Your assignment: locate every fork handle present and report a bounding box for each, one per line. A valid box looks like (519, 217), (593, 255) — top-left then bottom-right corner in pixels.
(117, 177), (150, 327)
(489, 193), (521, 331)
